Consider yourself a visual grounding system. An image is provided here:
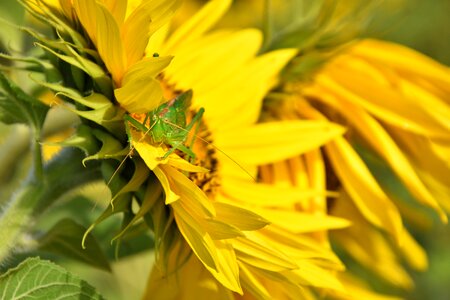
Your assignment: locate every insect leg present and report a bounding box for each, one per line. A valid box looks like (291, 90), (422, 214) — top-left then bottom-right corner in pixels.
(187, 108), (205, 151)
(159, 140), (195, 161)
(124, 114), (149, 132)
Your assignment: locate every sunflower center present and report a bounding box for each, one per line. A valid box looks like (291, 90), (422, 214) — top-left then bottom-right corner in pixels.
(159, 77), (221, 198)
(183, 110), (221, 198)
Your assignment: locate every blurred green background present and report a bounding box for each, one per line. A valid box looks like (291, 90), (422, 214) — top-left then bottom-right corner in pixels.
(0, 0), (449, 299)
(367, 2), (450, 298)
(367, 0), (450, 65)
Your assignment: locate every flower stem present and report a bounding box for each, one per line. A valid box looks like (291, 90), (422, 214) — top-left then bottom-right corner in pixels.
(0, 148), (102, 263)
(0, 184), (44, 262)
(32, 135), (44, 182)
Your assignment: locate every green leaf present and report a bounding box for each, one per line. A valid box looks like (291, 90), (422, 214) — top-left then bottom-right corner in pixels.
(82, 129), (127, 165)
(0, 72), (49, 132)
(36, 218), (111, 272)
(110, 159), (150, 207)
(0, 257), (105, 299)
(0, 0), (25, 51)
(36, 43), (113, 97)
(112, 177), (162, 242)
(82, 194), (131, 249)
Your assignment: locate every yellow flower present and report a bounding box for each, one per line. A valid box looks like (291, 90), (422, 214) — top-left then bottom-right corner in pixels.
(301, 39), (450, 223)
(263, 38), (450, 293)
(24, 0), (375, 297)
(124, 0), (349, 298)
(31, 0), (180, 113)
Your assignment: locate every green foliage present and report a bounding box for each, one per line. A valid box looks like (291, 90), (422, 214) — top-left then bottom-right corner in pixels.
(0, 72), (48, 132)
(366, 0), (450, 65)
(0, 257), (105, 299)
(0, 0), (25, 51)
(36, 218), (111, 272)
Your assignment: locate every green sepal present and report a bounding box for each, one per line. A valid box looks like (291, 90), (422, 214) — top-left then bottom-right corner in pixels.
(145, 204), (189, 275)
(0, 257), (105, 299)
(32, 80), (109, 109)
(71, 64), (85, 91)
(32, 79), (124, 134)
(0, 53), (62, 83)
(37, 43), (113, 97)
(0, 1), (25, 50)
(74, 108), (124, 136)
(36, 218), (111, 271)
(0, 72), (49, 132)
(112, 176), (162, 242)
(82, 193), (132, 249)
(110, 159), (150, 208)
(81, 158), (148, 249)
(19, 0), (88, 49)
(82, 129), (128, 165)
(49, 124), (99, 155)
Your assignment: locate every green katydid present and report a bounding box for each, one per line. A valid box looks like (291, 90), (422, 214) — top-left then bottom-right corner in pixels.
(108, 89), (255, 184)
(124, 89), (204, 161)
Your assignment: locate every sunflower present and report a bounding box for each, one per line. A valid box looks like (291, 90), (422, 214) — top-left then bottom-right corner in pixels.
(21, 0), (352, 298)
(26, 0), (180, 113)
(262, 38), (450, 293)
(132, 1), (351, 298)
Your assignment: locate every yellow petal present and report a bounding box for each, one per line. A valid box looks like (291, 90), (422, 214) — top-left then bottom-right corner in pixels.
(102, 0), (127, 25)
(172, 202), (218, 270)
(325, 138), (404, 243)
(398, 229), (428, 271)
(206, 241), (242, 294)
(115, 77), (163, 113)
(232, 236), (298, 272)
(255, 208), (351, 233)
(146, 23), (170, 55)
(153, 166), (179, 204)
(122, 56), (173, 85)
(162, 165), (215, 217)
(163, 0), (232, 52)
(167, 155), (209, 173)
(131, 130), (170, 169)
(122, 11), (154, 68)
(260, 226), (343, 267)
(214, 201), (270, 231)
(214, 121), (344, 165)
(95, 6), (126, 84)
(165, 29), (262, 94)
(145, 248), (229, 300)
(310, 87), (447, 221)
(315, 70), (448, 138)
(304, 150), (328, 218)
(334, 274), (403, 300)
(172, 204), (243, 294)
(122, 0), (179, 67)
(286, 261), (345, 292)
(198, 49), (297, 131)
(204, 219), (244, 240)
(399, 78), (450, 132)
(333, 224), (413, 289)
(220, 178), (328, 208)
(238, 262), (272, 300)
(387, 130), (450, 219)
(74, 0), (98, 44)
(352, 39), (450, 86)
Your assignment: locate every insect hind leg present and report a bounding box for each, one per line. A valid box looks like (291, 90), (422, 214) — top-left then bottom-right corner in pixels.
(160, 141), (196, 161)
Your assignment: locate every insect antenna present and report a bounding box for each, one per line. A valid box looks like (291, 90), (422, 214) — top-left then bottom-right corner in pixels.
(107, 116), (157, 186)
(162, 119), (257, 182)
